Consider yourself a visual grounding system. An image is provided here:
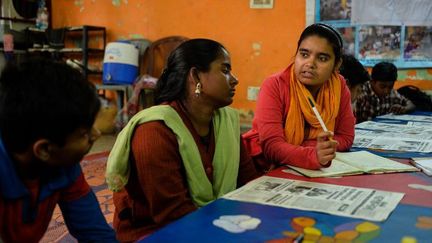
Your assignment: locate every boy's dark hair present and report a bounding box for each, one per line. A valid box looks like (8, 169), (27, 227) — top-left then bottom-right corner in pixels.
(397, 85), (432, 112)
(339, 54), (370, 87)
(154, 38), (226, 104)
(0, 58), (101, 153)
(371, 62), (398, 82)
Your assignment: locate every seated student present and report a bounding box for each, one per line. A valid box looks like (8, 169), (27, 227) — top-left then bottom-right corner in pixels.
(354, 61), (416, 123)
(339, 54), (370, 109)
(0, 58), (116, 242)
(243, 23), (355, 173)
(397, 85), (432, 112)
(106, 38), (258, 242)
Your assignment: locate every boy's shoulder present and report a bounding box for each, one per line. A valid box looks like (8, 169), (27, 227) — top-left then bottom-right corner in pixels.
(356, 82), (374, 99)
(0, 160), (82, 200)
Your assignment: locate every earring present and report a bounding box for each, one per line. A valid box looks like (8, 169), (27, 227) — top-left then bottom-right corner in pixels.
(195, 82), (201, 97)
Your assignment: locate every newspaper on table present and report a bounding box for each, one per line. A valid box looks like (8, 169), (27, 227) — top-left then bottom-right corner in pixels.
(223, 176), (404, 222)
(406, 121), (432, 127)
(353, 121), (432, 153)
(377, 114), (432, 123)
(355, 121), (432, 134)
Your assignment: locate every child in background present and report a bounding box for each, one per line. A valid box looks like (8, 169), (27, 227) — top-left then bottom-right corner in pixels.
(243, 23), (355, 172)
(397, 85), (432, 112)
(354, 61), (415, 123)
(339, 54), (370, 109)
(0, 58), (117, 242)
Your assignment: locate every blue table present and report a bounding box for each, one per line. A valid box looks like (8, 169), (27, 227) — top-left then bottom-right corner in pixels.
(141, 168), (432, 243)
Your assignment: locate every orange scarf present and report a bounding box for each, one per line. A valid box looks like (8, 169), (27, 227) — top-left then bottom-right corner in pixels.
(284, 64), (341, 145)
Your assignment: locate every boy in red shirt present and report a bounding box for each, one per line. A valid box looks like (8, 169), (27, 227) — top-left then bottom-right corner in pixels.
(0, 58), (117, 242)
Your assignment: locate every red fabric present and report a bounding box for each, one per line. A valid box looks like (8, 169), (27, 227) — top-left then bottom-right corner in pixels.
(113, 101), (258, 242)
(242, 129), (272, 173)
(60, 173), (92, 201)
(125, 75), (157, 117)
(0, 173), (90, 243)
(249, 66), (355, 170)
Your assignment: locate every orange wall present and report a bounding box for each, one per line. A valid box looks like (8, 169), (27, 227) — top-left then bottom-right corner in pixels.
(51, 1), (432, 115)
(51, 0), (304, 113)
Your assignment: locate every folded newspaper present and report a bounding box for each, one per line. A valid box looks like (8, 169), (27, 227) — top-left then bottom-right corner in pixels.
(223, 176), (404, 221)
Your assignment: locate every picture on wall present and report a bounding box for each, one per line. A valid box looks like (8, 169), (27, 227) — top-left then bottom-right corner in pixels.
(319, 0), (351, 22)
(316, 0), (432, 68)
(404, 26), (432, 60)
(336, 26), (355, 55)
(358, 26), (401, 60)
(250, 0), (274, 9)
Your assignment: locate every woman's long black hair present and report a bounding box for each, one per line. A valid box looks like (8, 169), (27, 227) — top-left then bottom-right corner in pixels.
(154, 38), (226, 104)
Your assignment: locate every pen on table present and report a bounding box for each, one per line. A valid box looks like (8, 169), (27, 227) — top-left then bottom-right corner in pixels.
(409, 160), (432, 176)
(307, 97), (334, 141)
(293, 233), (304, 243)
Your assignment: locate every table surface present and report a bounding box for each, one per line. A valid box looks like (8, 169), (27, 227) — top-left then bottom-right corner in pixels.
(141, 168), (432, 243)
(141, 113), (432, 243)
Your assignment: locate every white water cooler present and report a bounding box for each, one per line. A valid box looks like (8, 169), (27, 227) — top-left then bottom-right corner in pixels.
(103, 41), (139, 85)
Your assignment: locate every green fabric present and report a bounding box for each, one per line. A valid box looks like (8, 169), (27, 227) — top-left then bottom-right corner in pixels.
(105, 105), (240, 206)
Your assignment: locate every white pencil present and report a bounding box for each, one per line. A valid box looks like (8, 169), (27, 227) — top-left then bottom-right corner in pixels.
(308, 97), (329, 132)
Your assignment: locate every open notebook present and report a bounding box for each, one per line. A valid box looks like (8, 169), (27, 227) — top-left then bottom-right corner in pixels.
(286, 151), (419, 178)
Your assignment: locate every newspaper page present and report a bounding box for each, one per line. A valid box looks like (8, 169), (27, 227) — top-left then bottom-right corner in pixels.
(353, 136), (432, 152)
(377, 114), (432, 123)
(406, 121), (432, 127)
(353, 121), (432, 152)
(355, 121), (432, 134)
(223, 176), (404, 222)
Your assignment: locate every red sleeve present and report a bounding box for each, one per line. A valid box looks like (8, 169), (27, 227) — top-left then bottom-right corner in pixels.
(130, 121), (197, 223)
(254, 71), (321, 170)
(61, 172), (91, 202)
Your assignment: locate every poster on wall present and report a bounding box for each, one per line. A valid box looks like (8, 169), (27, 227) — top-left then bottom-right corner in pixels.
(336, 26), (355, 55)
(358, 26), (401, 63)
(318, 0), (351, 22)
(404, 26), (432, 60)
(250, 0), (274, 9)
(315, 0), (432, 68)
(351, 0), (432, 26)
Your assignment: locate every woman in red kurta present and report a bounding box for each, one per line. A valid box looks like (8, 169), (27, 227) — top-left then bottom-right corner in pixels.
(107, 39), (258, 242)
(244, 23), (355, 173)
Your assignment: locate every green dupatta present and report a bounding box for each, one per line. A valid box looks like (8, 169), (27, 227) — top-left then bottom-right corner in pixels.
(105, 105), (240, 206)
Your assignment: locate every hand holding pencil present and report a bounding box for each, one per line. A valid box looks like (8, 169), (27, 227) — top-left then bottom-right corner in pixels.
(316, 131), (337, 166)
(308, 97), (338, 166)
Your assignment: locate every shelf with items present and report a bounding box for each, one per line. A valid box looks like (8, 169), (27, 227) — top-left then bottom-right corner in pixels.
(61, 25), (106, 80)
(25, 25), (106, 80)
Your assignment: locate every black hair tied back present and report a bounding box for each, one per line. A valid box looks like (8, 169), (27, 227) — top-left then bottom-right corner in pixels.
(315, 23), (343, 49)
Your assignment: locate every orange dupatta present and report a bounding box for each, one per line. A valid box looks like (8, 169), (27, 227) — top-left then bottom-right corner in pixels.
(284, 64), (341, 145)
